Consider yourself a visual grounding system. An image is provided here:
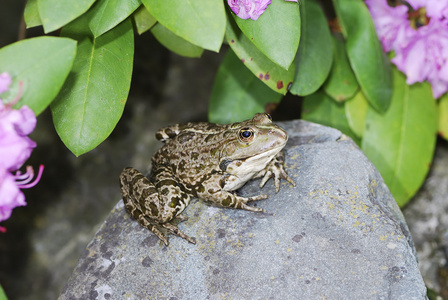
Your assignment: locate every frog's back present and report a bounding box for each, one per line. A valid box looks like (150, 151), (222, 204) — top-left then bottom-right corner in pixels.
(155, 122), (228, 142)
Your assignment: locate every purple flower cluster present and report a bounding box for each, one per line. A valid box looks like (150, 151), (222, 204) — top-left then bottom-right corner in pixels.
(366, 0), (448, 98)
(228, 0), (298, 21)
(0, 72), (43, 232)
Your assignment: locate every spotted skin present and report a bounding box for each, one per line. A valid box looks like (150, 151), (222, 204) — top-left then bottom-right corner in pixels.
(120, 113), (295, 246)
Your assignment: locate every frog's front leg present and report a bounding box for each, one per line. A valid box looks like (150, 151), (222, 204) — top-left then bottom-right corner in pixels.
(119, 167), (195, 246)
(196, 174), (267, 212)
(257, 151), (296, 192)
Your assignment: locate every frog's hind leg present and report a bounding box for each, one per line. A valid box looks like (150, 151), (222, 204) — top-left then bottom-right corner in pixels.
(151, 167), (196, 244)
(121, 167), (195, 245)
(123, 199), (169, 246)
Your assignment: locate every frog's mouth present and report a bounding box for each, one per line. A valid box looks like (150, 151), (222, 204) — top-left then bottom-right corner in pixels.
(241, 145), (284, 163)
(220, 144), (285, 175)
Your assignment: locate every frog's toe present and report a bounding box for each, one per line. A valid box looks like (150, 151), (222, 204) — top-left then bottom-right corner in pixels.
(237, 194), (265, 212)
(148, 223), (169, 246)
(175, 214), (189, 222)
(259, 171), (273, 188)
(245, 194), (268, 202)
(240, 202), (263, 212)
(162, 222), (196, 245)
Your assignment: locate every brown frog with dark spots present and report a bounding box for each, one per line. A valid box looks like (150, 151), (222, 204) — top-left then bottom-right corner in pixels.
(119, 113), (295, 245)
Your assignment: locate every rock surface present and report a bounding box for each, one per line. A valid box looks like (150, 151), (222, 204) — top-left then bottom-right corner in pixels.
(403, 142), (448, 296)
(60, 120), (427, 300)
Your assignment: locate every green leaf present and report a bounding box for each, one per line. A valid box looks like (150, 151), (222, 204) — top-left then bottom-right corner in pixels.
(233, 0), (300, 70)
(344, 90), (368, 138)
(209, 49), (282, 124)
(24, 0), (42, 28)
(151, 23), (204, 58)
(333, 0), (392, 112)
(302, 90), (359, 143)
(89, 0), (141, 37)
(225, 11), (294, 95)
(142, 0), (225, 52)
(0, 284), (8, 300)
(37, 0), (96, 33)
(361, 68), (437, 206)
(323, 35), (359, 101)
(0, 37), (76, 115)
(290, 0), (333, 96)
(52, 16), (134, 156)
(133, 5), (157, 35)
(438, 93), (448, 140)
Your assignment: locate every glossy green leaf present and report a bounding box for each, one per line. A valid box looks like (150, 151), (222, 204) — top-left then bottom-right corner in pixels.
(37, 0), (96, 33)
(134, 5), (157, 35)
(323, 35), (359, 101)
(345, 90), (368, 138)
(333, 0), (392, 112)
(89, 0), (141, 37)
(24, 0), (42, 28)
(438, 93), (448, 140)
(0, 284), (7, 300)
(290, 0), (333, 96)
(209, 49), (282, 124)
(151, 23), (204, 58)
(233, 0), (300, 70)
(225, 12), (294, 95)
(0, 37), (76, 115)
(362, 68), (437, 206)
(52, 16), (134, 156)
(143, 0), (225, 52)
(302, 90), (359, 143)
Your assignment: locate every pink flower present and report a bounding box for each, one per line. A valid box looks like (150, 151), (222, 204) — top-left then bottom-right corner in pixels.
(367, 0), (448, 98)
(0, 167), (25, 222)
(0, 72), (43, 232)
(0, 101), (37, 171)
(0, 165), (44, 223)
(392, 18), (448, 98)
(407, 0), (448, 24)
(227, 0), (298, 20)
(365, 0), (415, 52)
(228, 0), (272, 20)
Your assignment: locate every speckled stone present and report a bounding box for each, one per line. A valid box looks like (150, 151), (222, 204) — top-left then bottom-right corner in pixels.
(59, 120), (427, 300)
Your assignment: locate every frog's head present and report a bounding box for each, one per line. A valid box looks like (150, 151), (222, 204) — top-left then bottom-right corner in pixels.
(219, 113), (288, 176)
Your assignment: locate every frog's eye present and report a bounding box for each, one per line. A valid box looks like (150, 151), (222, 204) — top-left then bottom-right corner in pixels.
(239, 127), (254, 142)
(264, 113), (272, 121)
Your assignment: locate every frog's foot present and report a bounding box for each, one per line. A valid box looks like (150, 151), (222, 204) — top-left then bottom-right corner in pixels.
(124, 198), (189, 246)
(259, 152), (296, 192)
(242, 194), (268, 212)
(229, 194), (268, 212)
(134, 211), (170, 246)
(162, 222), (196, 245)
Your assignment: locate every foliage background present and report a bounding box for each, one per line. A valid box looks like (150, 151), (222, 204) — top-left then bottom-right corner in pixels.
(0, 0), (446, 298)
(0, 0), (441, 208)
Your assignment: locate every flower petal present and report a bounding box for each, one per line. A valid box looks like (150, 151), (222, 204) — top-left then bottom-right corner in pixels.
(0, 167), (26, 222)
(404, 19), (448, 97)
(228, 0), (271, 20)
(0, 131), (36, 171)
(365, 0), (414, 52)
(0, 105), (37, 136)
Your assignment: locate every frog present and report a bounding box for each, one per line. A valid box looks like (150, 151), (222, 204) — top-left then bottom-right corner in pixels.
(119, 113), (295, 246)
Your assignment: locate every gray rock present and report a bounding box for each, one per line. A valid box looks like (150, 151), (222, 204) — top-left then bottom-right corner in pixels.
(403, 142), (448, 294)
(59, 120), (427, 300)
